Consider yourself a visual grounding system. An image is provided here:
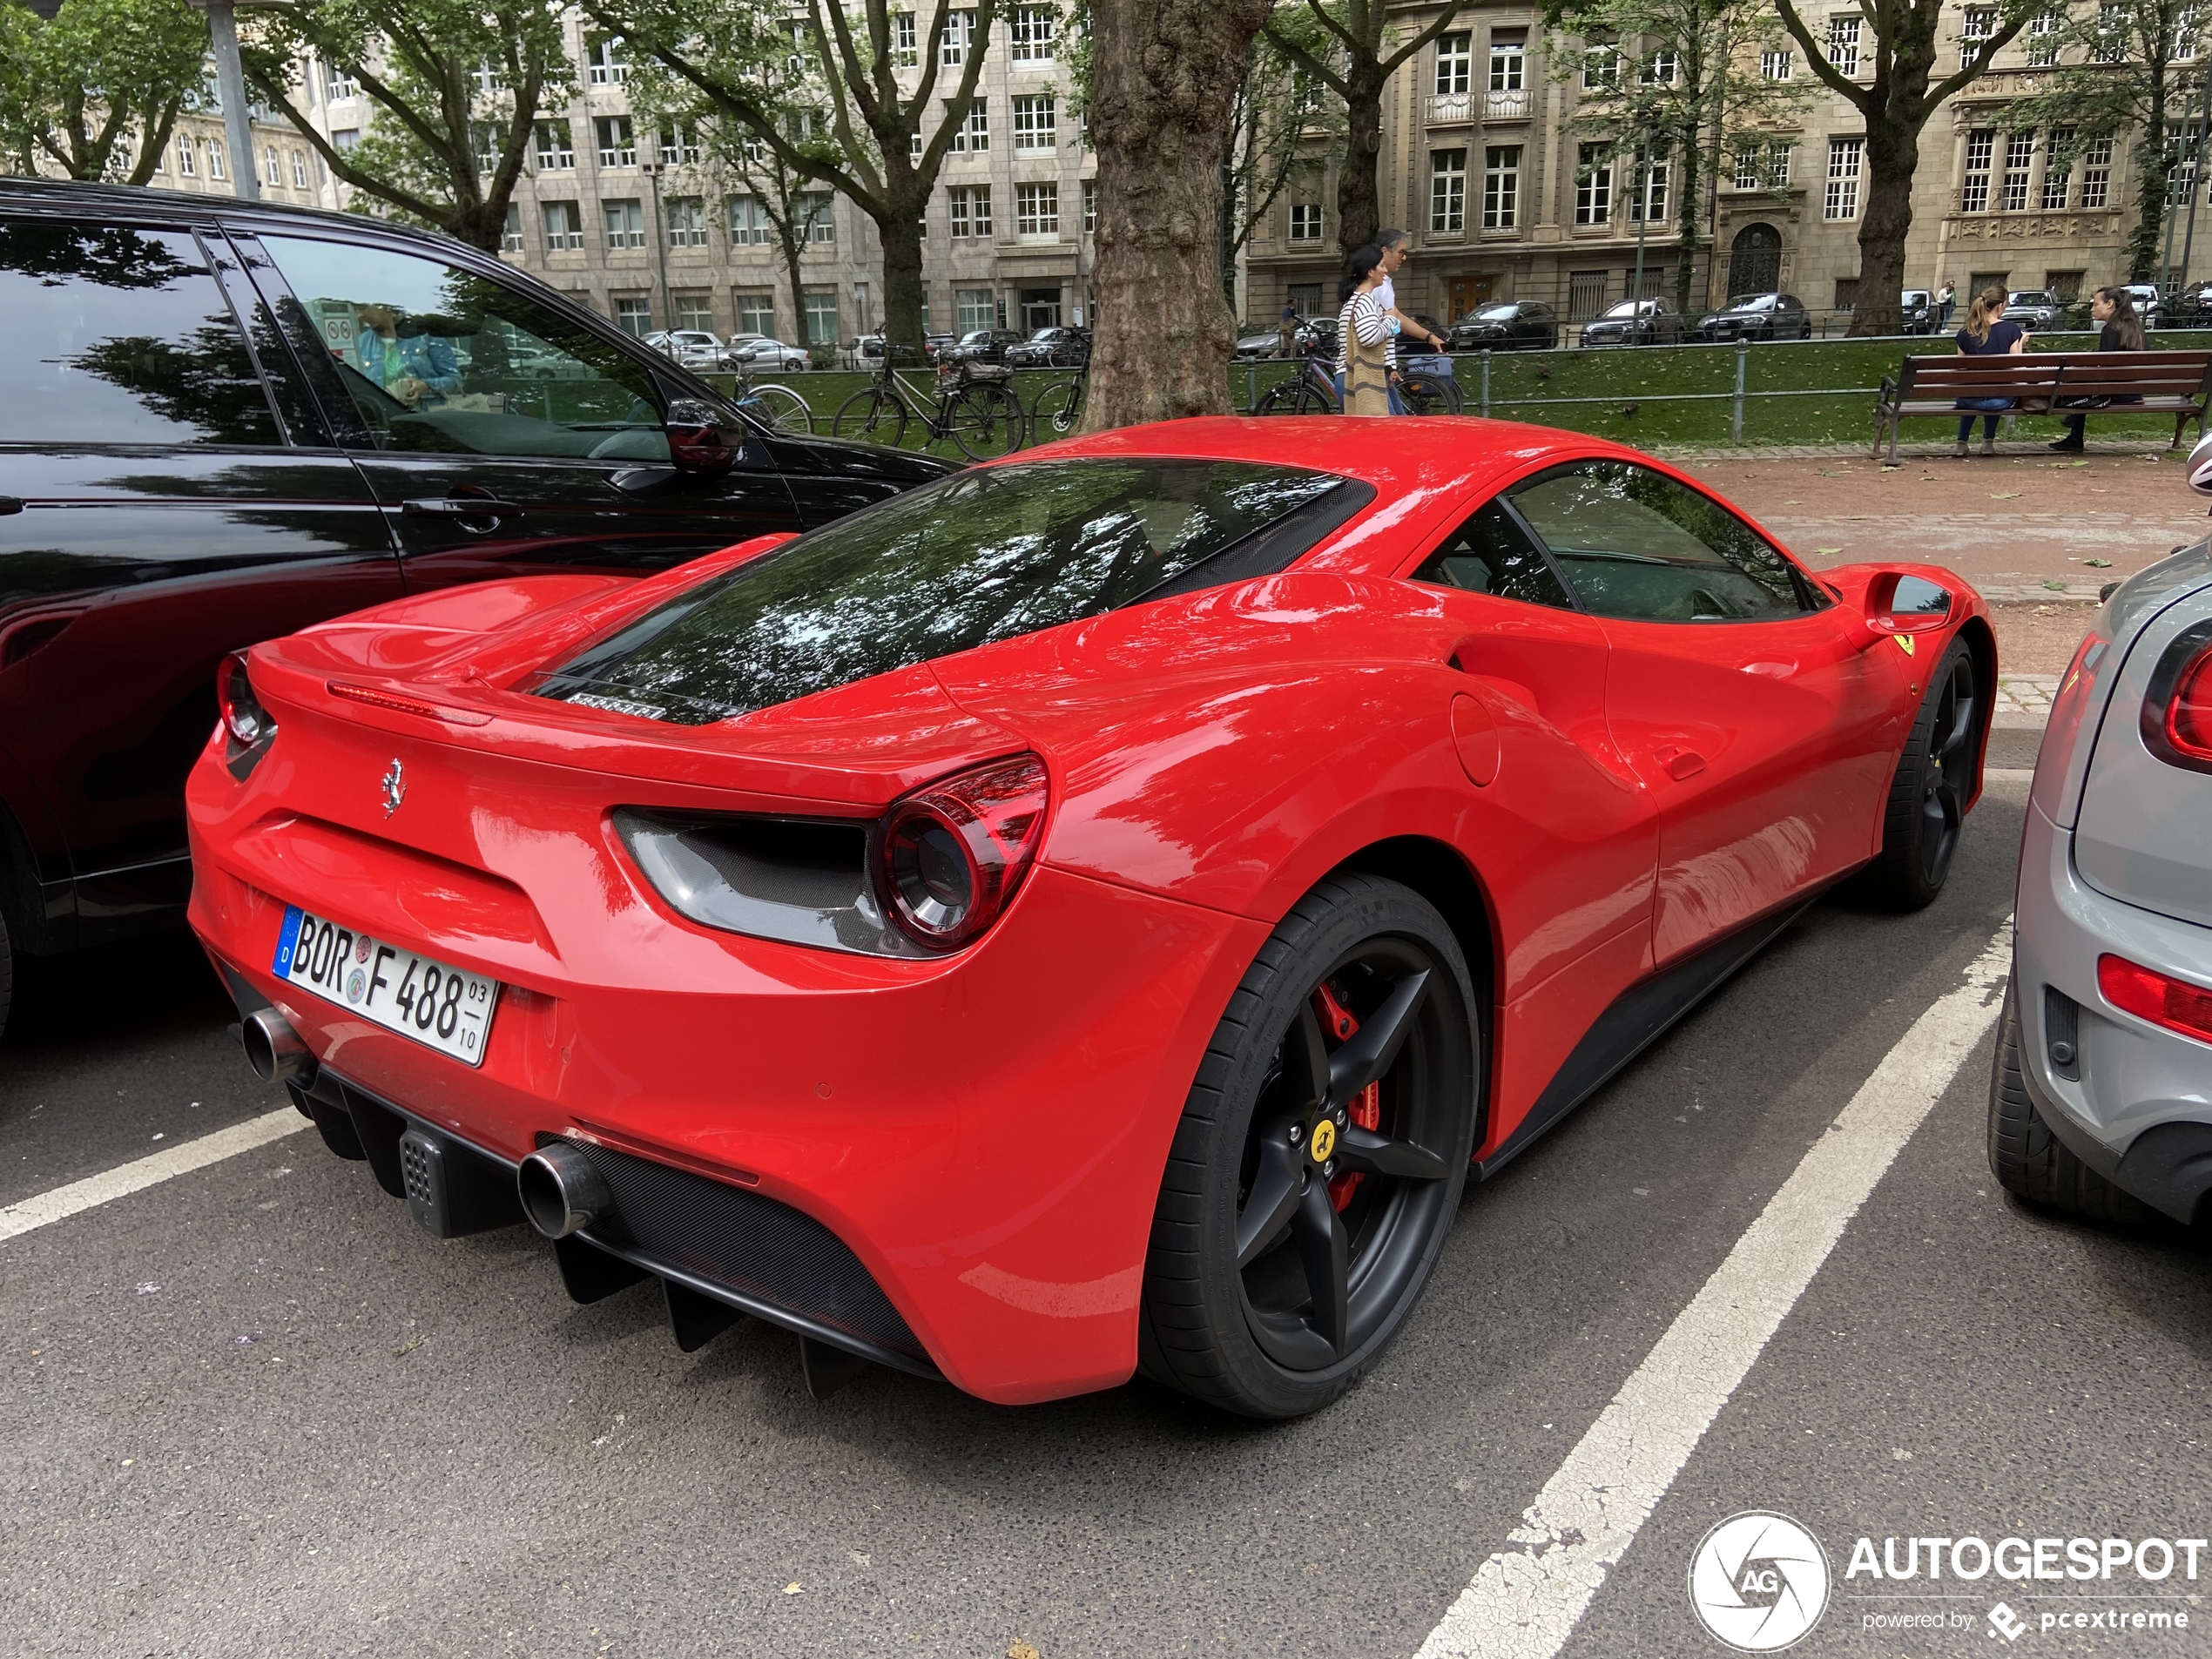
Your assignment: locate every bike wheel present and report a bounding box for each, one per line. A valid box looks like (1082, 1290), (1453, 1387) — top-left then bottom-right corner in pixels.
(833, 387), (907, 446)
(948, 385), (1025, 460)
(747, 382), (815, 435)
(1399, 370), (1464, 416)
(1029, 378), (1084, 442)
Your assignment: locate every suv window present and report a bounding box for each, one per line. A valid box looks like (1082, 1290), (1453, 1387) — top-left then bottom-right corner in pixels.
(1411, 501), (1573, 610)
(0, 219), (278, 446)
(1508, 462), (1813, 623)
(258, 234), (668, 462)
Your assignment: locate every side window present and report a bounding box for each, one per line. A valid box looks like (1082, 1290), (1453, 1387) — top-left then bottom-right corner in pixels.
(0, 219), (279, 446)
(1410, 500), (1574, 610)
(1508, 461), (1813, 623)
(256, 234), (668, 462)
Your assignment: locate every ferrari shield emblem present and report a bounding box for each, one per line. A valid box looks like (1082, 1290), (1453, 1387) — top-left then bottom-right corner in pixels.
(1892, 633), (1917, 657)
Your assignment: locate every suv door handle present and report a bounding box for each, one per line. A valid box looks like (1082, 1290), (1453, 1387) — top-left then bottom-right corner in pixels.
(401, 496), (524, 521)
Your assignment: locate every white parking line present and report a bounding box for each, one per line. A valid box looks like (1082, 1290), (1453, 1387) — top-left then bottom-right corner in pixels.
(0, 1108), (308, 1244)
(1415, 926), (2013, 1659)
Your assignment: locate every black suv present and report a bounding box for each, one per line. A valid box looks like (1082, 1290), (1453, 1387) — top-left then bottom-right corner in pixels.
(0, 180), (948, 1033)
(942, 328), (1027, 366)
(1004, 327), (1090, 369)
(1694, 293), (1813, 341)
(1447, 300), (1556, 352)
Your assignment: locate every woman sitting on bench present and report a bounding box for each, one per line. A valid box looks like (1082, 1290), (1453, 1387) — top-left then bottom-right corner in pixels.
(1953, 287), (2026, 458)
(2050, 286), (2145, 453)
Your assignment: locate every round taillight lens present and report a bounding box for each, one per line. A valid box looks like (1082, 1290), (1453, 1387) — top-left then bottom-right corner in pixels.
(2168, 643), (2212, 761)
(876, 754), (1049, 951)
(217, 651), (273, 747)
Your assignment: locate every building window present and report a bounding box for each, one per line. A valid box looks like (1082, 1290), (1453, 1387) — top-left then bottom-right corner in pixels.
(2081, 136), (2114, 207)
(2046, 270), (2086, 301)
(1010, 6), (1055, 63)
(1013, 95), (1055, 154)
(2027, 10), (2063, 66)
(260, 145), (278, 185)
(501, 204), (524, 252)
(1960, 130), (1994, 212)
(948, 183), (992, 237)
(470, 121), (500, 176)
(1732, 140), (1792, 190)
(472, 57), (502, 95)
(1760, 49), (1793, 80)
(666, 196), (710, 246)
(1629, 156), (1669, 222)
(205, 138), (226, 180)
(1016, 181), (1059, 237)
(1084, 179), (1098, 233)
(941, 10), (974, 66)
(327, 69), (357, 100)
(952, 105), (988, 152)
(1482, 145), (1521, 229)
(735, 293), (777, 335)
(727, 195), (770, 243)
(1430, 149), (1467, 233)
(1289, 200), (1323, 242)
(586, 35), (629, 85)
(331, 127), (360, 152)
(2042, 128), (2075, 207)
(1435, 31), (1472, 96)
(893, 10), (917, 66)
(291, 150), (309, 188)
(661, 124), (701, 166)
(176, 136), (195, 176)
(2169, 121), (2202, 206)
(956, 288), (995, 331)
(596, 116), (636, 169)
(1581, 46), (1619, 91)
(1575, 142), (1612, 225)
(1640, 49), (1677, 84)
(2093, 3), (2126, 63)
(2001, 131), (2035, 211)
(1489, 38), (1524, 91)
(615, 296), (651, 336)
(673, 292), (714, 333)
(604, 199), (645, 249)
(1828, 16), (1861, 76)
(804, 290), (839, 346)
(2179, 5), (2202, 58)
(1834, 277), (1859, 311)
(1960, 8), (1995, 70)
(799, 190), (835, 242)
(1824, 136), (1863, 219)
(536, 120), (574, 170)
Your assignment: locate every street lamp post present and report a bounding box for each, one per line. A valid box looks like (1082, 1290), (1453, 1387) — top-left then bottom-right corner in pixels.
(192, 0), (260, 202)
(641, 160), (675, 334)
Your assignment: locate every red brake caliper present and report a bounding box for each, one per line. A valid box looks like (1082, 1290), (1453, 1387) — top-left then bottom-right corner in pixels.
(1313, 983), (1379, 1212)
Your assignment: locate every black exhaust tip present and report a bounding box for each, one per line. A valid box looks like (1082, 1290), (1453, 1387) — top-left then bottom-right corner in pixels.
(517, 1142), (615, 1239)
(239, 1008), (314, 1084)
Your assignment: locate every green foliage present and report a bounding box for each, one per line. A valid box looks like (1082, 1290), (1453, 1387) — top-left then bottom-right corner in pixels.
(0, 0), (208, 185)
(240, 0), (575, 251)
(1223, 21), (1344, 266)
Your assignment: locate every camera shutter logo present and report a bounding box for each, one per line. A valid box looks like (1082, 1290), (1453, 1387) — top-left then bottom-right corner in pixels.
(1688, 1512), (1831, 1651)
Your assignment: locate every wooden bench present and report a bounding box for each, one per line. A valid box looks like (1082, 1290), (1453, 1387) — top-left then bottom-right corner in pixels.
(1871, 350), (2212, 461)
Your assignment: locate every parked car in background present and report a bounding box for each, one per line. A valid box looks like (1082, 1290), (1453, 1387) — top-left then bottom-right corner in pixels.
(646, 330), (726, 372)
(724, 334), (811, 372)
(1234, 321), (1291, 360)
(2006, 289), (2064, 332)
(1004, 326), (1090, 369)
(924, 331), (957, 363)
(1900, 290), (1936, 334)
(1695, 293), (1813, 341)
(2116, 283), (2164, 328)
(0, 178), (948, 1037)
(2159, 283), (2212, 329)
(1448, 300), (1557, 352)
(1991, 525), (2212, 1231)
(942, 327), (1027, 367)
(1579, 298), (1684, 347)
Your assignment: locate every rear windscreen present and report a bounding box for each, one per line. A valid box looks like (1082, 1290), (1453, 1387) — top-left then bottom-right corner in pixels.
(532, 457), (1359, 724)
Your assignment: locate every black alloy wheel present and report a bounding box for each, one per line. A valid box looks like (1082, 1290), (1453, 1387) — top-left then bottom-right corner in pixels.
(1140, 875), (1478, 1419)
(1853, 636), (1980, 909)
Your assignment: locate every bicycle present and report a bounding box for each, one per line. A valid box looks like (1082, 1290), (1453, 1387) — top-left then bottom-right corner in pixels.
(832, 347), (1024, 460)
(1253, 352), (1340, 415)
(727, 364), (814, 435)
(1028, 366), (1087, 442)
(1397, 353), (1466, 415)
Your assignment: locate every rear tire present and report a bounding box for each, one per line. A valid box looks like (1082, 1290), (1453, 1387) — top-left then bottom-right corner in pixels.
(1138, 874), (1478, 1419)
(948, 384), (1025, 460)
(833, 387), (907, 446)
(1987, 980), (2155, 1224)
(1851, 636), (1979, 910)
(1399, 370), (1463, 415)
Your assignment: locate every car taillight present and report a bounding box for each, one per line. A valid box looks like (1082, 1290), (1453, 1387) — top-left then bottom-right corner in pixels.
(2141, 621), (2212, 774)
(2159, 640), (2212, 764)
(2098, 954), (2212, 1046)
(217, 651), (274, 748)
(876, 754), (1049, 951)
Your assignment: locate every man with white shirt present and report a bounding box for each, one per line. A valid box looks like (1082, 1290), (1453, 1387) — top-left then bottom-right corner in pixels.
(1374, 229), (1447, 413)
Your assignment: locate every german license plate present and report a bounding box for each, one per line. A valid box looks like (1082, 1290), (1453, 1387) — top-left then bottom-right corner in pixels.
(273, 906), (499, 1067)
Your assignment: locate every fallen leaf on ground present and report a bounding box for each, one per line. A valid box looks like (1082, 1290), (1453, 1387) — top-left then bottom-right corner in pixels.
(1009, 1643), (1043, 1659)
(1813, 546), (1843, 555)
(1991, 491), (2021, 499)
(783, 1582), (805, 1595)
(2042, 579), (2069, 590)
(2084, 557), (2113, 568)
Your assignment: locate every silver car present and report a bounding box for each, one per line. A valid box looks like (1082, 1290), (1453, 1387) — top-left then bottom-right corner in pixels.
(1992, 535), (2212, 1224)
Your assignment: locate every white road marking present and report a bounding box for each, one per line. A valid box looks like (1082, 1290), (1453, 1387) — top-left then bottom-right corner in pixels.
(0, 1109), (308, 1244)
(1415, 926), (2013, 1659)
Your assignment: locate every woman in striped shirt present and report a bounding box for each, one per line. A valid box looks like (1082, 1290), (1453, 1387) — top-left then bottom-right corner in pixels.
(1337, 244), (1393, 417)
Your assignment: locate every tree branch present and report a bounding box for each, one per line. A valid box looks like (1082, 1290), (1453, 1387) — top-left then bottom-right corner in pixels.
(1772, 0), (1871, 109)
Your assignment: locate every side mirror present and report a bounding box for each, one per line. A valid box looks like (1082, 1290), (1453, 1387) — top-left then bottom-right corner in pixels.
(665, 397), (740, 475)
(1865, 571), (1954, 636)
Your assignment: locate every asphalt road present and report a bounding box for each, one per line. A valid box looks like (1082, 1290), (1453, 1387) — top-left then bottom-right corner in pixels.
(3, 742), (2208, 1659)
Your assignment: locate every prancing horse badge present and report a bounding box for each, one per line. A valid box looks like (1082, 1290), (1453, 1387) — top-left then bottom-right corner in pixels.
(381, 759), (406, 817)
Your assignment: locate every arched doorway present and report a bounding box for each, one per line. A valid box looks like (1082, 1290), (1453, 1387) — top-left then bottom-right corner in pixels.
(1727, 224), (1783, 298)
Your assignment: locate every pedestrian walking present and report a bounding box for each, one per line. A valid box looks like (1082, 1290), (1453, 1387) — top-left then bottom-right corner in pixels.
(2049, 285), (2145, 453)
(1278, 303), (1300, 359)
(1373, 230), (1447, 414)
(1337, 245), (1393, 417)
(1952, 286), (2027, 458)
(1935, 280), (1956, 332)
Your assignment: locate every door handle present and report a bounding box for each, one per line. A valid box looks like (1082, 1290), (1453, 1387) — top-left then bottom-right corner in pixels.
(401, 496), (525, 521)
(1654, 745), (1706, 780)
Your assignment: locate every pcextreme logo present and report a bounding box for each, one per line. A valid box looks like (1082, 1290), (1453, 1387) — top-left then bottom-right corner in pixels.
(1689, 1512), (1831, 1652)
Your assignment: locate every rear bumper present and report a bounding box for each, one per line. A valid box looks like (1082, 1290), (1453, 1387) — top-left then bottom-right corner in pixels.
(190, 827), (1266, 1403)
(2013, 798), (2212, 1222)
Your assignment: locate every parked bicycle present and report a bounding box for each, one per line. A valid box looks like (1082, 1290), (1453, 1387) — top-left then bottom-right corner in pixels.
(1028, 366), (1086, 443)
(1253, 352), (1340, 415)
(1254, 349), (1464, 416)
(832, 347), (1024, 460)
(727, 363), (814, 435)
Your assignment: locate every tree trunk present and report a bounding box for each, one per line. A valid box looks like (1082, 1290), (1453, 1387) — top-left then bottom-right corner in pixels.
(2128, 81), (2171, 281)
(874, 199), (927, 354)
(1337, 71), (1386, 253)
(776, 224), (808, 350)
(1082, 0), (1272, 429)
(1848, 115), (1920, 336)
(1673, 121), (1702, 316)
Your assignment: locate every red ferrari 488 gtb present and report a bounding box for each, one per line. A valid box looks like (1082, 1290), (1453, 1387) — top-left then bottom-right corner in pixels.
(188, 418), (1991, 1418)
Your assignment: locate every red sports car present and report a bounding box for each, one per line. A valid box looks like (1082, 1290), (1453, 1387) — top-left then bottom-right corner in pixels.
(186, 418), (1992, 1418)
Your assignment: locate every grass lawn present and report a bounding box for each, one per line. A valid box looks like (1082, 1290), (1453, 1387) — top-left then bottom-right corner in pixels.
(702, 331), (2209, 455)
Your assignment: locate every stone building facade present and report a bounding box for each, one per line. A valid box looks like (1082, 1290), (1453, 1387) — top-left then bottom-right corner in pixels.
(1243, 2), (2152, 332)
